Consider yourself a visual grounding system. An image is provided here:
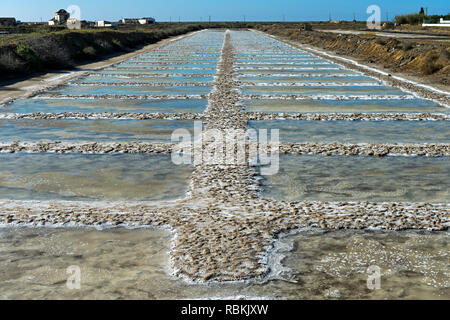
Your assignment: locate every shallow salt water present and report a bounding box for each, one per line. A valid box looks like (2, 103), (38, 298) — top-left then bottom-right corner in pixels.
(241, 76), (378, 83)
(1, 98), (208, 114)
(78, 75), (214, 84)
(0, 29), (448, 301)
(261, 155), (450, 202)
(0, 119), (199, 142)
(243, 98), (448, 114)
(53, 84), (212, 96)
(242, 85), (408, 96)
(249, 120), (450, 144)
(0, 227), (447, 300)
(0, 154), (193, 201)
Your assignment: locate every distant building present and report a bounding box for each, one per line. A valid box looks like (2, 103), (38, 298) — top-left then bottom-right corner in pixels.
(121, 18), (139, 24)
(0, 17), (17, 26)
(422, 17), (450, 27)
(48, 9), (70, 25)
(95, 20), (117, 27)
(138, 17), (155, 24)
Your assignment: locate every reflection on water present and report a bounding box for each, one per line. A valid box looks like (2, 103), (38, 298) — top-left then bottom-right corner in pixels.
(0, 227), (447, 299)
(249, 120), (450, 144)
(0, 119), (198, 142)
(261, 155), (450, 202)
(0, 154), (192, 201)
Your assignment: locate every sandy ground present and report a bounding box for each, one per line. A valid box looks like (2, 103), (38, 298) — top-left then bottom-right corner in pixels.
(0, 31), (200, 105)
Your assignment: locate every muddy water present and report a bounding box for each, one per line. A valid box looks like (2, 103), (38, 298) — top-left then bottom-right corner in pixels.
(0, 227), (447, 300)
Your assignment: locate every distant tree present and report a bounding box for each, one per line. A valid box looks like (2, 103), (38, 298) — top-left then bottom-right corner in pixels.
(419, 7), (425, 15)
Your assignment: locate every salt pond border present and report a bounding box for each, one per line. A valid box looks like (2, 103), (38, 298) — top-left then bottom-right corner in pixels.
(0, 141), (448, 157)
(1, 111), (447, 121)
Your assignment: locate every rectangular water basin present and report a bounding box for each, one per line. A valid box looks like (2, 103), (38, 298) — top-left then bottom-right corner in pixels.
(0, 153), (192, 201)
(249, 120), (450, 144)
(260, 154), (450, 202)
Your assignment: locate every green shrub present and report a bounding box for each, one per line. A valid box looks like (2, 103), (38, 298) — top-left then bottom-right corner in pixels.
(112, 39), (122, 48)
(16, 43), (40, 67)
(395, 13), (424, 25)
(82, 46), (96, 56)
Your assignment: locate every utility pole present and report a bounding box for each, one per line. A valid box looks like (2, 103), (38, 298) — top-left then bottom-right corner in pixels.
(386, 11), (389, 21)
(209, 15), (211, 24)
(169, 16), (172, 23)
(353, 13), (356, 22)
(243, 15), (246, 22)
(283, 14), (285, 22)
(329, 13), (331, 22)
(179, 16), (181, 23)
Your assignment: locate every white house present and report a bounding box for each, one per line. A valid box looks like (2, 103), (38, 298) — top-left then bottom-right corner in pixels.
(48, 9), (70, 26)
(96, 20), (113, 27)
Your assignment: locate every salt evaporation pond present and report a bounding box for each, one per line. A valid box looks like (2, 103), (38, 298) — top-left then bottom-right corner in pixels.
(1, 98), (208, 114)
(0, 119), (199, 142)
(0, 29), (448, 300)
(0, 154), (193, 201)
(261, 155), (450, 202)
(0, 227), (447, 300)
(249, 120), (450, 144)
(243, 98), (449, 114)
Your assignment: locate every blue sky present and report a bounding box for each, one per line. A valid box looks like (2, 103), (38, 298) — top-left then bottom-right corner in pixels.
(1, 0), (449, 22)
